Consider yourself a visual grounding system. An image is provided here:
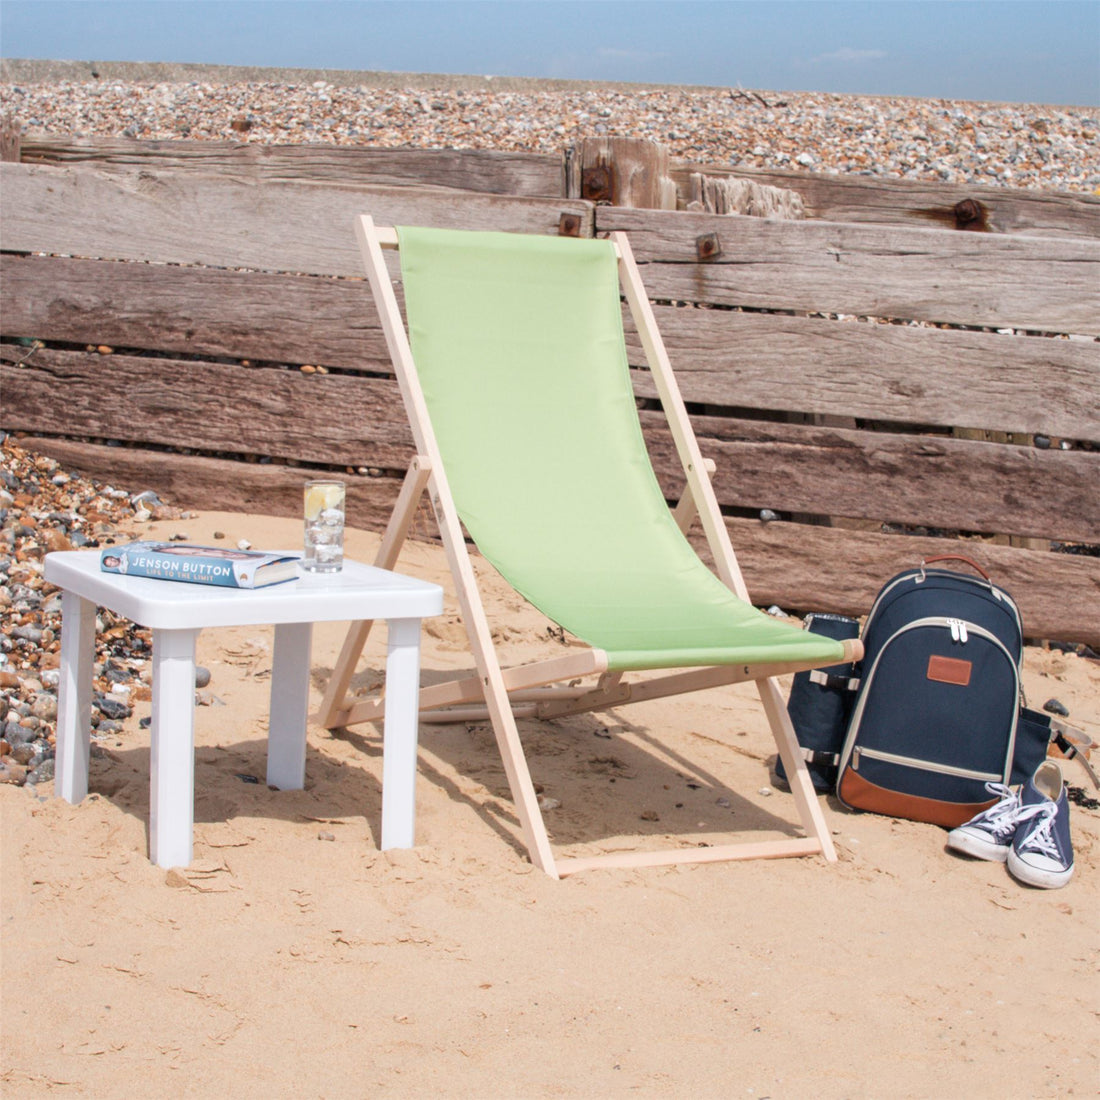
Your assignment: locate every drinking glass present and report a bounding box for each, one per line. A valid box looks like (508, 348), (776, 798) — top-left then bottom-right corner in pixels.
(302, 479), (345, 573)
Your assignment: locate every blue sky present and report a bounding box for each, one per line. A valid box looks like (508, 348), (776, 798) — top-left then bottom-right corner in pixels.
(2, 1), (1098, 106)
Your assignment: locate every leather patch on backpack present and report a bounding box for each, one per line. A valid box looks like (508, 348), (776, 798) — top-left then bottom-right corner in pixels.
(927, 655), (972, 686)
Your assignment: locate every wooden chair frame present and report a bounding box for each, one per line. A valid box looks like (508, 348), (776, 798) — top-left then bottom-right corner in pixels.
(319, 216), (862, 878)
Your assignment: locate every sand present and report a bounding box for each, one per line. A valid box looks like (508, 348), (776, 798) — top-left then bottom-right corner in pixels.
(2, 508), (1098, 1098)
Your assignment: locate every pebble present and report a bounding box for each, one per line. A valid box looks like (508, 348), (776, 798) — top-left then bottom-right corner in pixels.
(1, 78), (1097, 192)
(5, 724), (33, 747)
(93, 694), (131, 721)
(28, 757), (54, 784)
(31, 694), (57, 721)
(9, 742), (38, 765)
(1, 762), (28, 785)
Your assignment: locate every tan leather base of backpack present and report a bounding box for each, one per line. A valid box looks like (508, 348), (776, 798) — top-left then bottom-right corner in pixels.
(838, 769), (997, 829)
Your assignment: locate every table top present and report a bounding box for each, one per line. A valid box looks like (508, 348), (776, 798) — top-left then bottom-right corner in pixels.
(45, 550), (444, 630)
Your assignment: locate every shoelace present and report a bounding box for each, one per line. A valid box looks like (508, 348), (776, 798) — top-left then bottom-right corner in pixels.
(971, 783), (1022, 839)
(1014, 802), (1060, 859)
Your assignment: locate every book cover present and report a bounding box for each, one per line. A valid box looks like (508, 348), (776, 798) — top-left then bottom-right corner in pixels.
(100, 541), (300, 589)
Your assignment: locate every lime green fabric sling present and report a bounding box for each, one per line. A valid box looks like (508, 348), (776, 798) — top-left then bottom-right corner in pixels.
(398, 226), (845, 671)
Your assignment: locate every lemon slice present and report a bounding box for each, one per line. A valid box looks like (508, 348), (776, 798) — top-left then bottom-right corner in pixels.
(304, 483), (343, 521)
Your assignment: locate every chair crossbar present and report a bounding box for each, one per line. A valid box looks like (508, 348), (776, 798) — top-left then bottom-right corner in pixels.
(555, 837), (826, 876)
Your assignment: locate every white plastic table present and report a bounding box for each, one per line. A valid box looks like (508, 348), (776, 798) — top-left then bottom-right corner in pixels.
(44, 551), (443, 868)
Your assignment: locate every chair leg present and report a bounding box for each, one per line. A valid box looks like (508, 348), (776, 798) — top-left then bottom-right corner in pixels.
(479, 667), (560, 877)
(436, 566), (560, 876)
(317, 458), (432, 729)
(420, 483), (560, 877)
(757, 676), (837, 861)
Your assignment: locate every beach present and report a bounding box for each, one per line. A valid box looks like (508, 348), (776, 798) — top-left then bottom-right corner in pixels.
(1, 437), (1098, 1097)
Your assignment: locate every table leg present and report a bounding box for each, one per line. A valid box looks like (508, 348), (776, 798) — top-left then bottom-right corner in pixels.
(149, 627), (199, 869)
(381, 617), (423, 850)
(268, 621), (312, 790)
(55, 589), (95, 804)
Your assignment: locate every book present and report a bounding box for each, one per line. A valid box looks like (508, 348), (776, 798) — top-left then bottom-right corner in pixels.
(100, 541), (300, 589)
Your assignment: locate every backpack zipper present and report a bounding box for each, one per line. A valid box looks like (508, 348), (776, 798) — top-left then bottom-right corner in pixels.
(851, 745), (1004, 784)
(862, 572), (1022, 657)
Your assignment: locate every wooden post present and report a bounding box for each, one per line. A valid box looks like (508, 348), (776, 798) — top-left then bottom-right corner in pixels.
(0, 116), (21, 162)
(566, 138), (678, 209)
(686, 171), (805, 219)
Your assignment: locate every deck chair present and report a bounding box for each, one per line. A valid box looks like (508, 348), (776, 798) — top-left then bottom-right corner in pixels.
(319, 216), (863, 878)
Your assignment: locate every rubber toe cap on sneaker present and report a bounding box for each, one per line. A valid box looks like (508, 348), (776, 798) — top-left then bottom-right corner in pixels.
(1007, 849), (1074, 889)
(947, 826), (1011, 862)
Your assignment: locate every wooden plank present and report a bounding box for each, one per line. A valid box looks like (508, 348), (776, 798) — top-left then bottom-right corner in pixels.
(26, 136), (1095, 241)
(19, 136), (563, 197)
(4, 254), (1095, 441)
(17, 435), (409, 532)
(626, 304), (1100, 441)
(724, 516), (1100, 647)
(8, 340), (1095, 543)
(641, 413), (1100, 544)
(0, 163), (593, 274)
(0, 253), (392, 371)
(0, 345), (415, 468)
(598, 206), (1100, 335)
(21, 433), (1100, 646)
(679, 412), (1099, 545)
(670, 162), (1100, 240)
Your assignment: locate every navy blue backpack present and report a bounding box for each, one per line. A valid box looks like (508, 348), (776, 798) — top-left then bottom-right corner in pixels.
(835, 556), (1024, 828)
